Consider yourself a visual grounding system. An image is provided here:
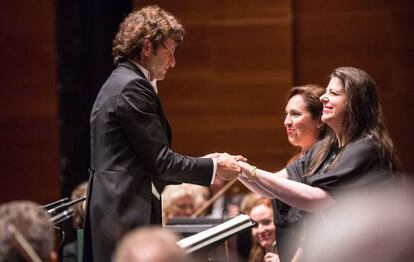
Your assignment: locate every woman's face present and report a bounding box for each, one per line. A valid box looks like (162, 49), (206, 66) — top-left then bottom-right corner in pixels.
(284, 94), (322, 151)
(250, 204), (275, 251)
(320, 77), (347, 134)
(169, 195), (194, 218)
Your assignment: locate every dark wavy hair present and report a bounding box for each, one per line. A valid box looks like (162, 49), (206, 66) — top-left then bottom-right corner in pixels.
(307, 67), (399, 176)
(112, 5), (185, 64)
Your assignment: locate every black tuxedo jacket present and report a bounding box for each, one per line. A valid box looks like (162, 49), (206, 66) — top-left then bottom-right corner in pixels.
(83, 61), (213, 262)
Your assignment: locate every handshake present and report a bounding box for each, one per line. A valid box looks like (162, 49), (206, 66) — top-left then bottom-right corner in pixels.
(203, 152), (247, 181)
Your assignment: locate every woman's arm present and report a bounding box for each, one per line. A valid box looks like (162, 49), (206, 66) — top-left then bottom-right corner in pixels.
(238, 172), (275, 199)
(237, 162), (335, 212)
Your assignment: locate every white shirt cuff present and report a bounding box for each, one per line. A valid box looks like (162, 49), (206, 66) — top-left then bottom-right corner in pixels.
(211, 158), (217, 184)
(151, 182), (160, 200)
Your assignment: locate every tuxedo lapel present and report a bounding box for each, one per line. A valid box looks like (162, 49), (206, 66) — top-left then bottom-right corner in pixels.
(120, 60), (172, 145)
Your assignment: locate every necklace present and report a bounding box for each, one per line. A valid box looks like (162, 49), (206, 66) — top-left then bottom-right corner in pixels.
(320, 148), (341, 174)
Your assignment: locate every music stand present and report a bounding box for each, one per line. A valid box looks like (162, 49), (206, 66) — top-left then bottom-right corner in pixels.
(166, 214), (256, 261)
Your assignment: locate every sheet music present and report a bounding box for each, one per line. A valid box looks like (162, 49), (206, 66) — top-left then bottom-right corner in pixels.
(177, 214), (255, 253)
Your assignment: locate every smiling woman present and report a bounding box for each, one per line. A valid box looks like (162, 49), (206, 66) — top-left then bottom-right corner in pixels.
(248, 198), (280, 262)
(319, 78), (347, 138)
(275, 84), (326, 262)
(284, 84), (326, 163)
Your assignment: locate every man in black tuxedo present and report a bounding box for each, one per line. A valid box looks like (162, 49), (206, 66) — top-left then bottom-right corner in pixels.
(83, 5), (244, 262)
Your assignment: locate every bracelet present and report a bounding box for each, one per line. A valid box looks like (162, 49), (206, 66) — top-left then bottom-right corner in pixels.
(248, 166), (257, 182)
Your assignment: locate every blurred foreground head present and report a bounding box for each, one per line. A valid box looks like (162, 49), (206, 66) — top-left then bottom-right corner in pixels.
(0, 200), (56, 262)
(304, 179), (414, 262)
(113, 226), (186, 262)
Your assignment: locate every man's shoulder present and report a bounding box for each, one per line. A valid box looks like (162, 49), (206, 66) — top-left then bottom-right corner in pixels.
(112, 62), (146, 82)
(104, 63), (153, 94)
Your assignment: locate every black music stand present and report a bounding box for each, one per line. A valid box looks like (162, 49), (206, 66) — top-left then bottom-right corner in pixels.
(165, 214), (256, 262)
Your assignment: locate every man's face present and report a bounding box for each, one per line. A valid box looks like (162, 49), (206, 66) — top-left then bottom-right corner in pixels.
(146, 38), (176, 81)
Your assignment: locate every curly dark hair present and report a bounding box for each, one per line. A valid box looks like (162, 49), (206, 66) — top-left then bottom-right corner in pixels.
(112, 5), (185, 64)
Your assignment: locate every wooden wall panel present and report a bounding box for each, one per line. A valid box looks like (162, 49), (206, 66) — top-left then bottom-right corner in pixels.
(0, 1), (59, 203)
(133, 0), (295, 172)
(294, 0), (414, 174)
(2, 0), (412, 205)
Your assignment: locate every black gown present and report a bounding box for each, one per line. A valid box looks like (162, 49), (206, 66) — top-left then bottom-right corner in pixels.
(277, 136), (396, 260)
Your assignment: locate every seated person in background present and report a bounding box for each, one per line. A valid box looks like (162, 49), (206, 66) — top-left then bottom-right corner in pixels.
(162, 184), (196, 224)
(0, 200), (57, 262)
(305, 182), (413, 262)
(63, 181), (88, 261)
(113, 226), (186, 262)
(182, 183), (210, 213)
(236, 192), (263, 260)
(249, 198), (280, 262)
(240, 192), (262, 215)
(208, 176), (244, 218)
(225, 193), (244, 218)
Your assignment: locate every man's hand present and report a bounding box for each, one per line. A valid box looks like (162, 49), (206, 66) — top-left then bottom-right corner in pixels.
(201, 152), (220, 158)
(215, 153), (246, 181)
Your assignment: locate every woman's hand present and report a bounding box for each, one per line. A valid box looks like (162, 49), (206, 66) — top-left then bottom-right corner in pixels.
(237, 160), (251, 173)
(264, 252), (280, 262)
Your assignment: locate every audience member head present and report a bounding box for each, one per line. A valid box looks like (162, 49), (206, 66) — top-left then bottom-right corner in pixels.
(112, 226), (186, 262)
(162, 185), (195, 223)
(240, 192), (262, 215)
(304, 181), (414, 262)
(182, 183), (210, 211)
(284, 84), (325, 153)
(70, 181), (88, 229)
(112, 5), (185, 65)
(248, 198), (276, 262)
(225, 193), (244, 217)
(0, 201), (57, 262)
